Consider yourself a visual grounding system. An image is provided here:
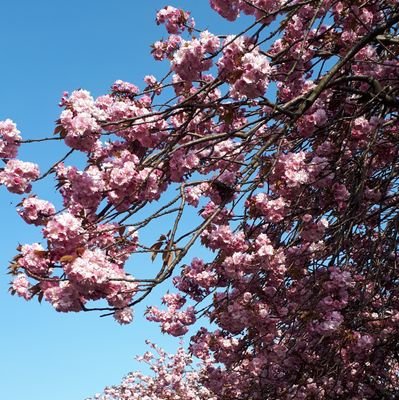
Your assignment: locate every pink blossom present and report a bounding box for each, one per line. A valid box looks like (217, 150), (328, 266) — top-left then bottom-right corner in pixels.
(315, 311), (344, 335)
(111, 79), (139, 96)
(0, 119), (21, 158)
(64, 248), (117, 287)
(58, 165), (104, 213)
(152, 34), (182, 61)
(59, 89), (106, 151)
(156, 6), (193, 34)
(43, 212), (85, 256)
(250, 193), (288, 222)
(230, 50), (271, 99)
(17, 243), (49, 276)
(174, 258), (217, 301)
(217, 36), (271, 99)
(144, 75), (157, 86)
(210, 0), (240, 21)
(18, 196), (56, 225)
(41, 281), (83, 312)
(147, 294), (196, 336)
(351, 116), (374, 139)
(185, 183), (209, 207)
(255, 233), (274, 257)
(333, 182), (350, 210)
(114, 307), (134, 325)
(172, 39), (212, 82)
(0, 159), (39, 194)
(11, 274), (32, 300)
(199, 30), (220, 53)
(301, 218), (328, 243)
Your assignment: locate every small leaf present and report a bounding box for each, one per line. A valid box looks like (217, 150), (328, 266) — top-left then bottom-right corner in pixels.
(34, 250), (48, 257)
(38, 292), (44, 303)
(150, 241), (164, 262)
(29, 284), (41, 296)
(8, 262), (20, 275)
(54, 125), (63, 134)
(118, 226), (126, 236)
(59, 255), (77, 263)
(162, 250), (174, 267)
(75, 247), (85, 257)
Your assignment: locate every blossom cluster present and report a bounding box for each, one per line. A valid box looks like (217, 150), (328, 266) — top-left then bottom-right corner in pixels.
(0, 159), (39, 194)
(0, 118), (21, 158)
(4, 1), (399, 399)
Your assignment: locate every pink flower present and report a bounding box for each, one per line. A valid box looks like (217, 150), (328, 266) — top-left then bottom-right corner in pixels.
(152, 34), (182, 61)
(18, 196), (56, 225)
(114, 307), (134, 325)
(172, 39), (212, 82)
(200, 30), (220, 53)
(112, 79), (139, 95)
(0, 119), (21, 158)
(217, 36), (271, 99)
(210, 0), (241, 21)
(59, 90), (107, 151)
(0, 159), (40, 194)
(255, 233), (275, 257)
(11, 274), (32, 300)
(41, 281), (83, 312)
(65, 248), (116, 287)
(333, 183), (350, 210)
(18, 243), (49, 276)
(315, 311), (344, 335)
(43, 212), (85, 256)
(156, 6), (194, 34)
(251, 193), (288, 222)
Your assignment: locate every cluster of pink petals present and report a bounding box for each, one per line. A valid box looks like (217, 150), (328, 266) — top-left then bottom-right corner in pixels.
(0, 119), (21, 158)
(171, 39), (213, 82)
(62, 249), (138, 313)
(249, 193), (288, 222)
(11, 273), (32, 300)
(65, 249), (119, 288)
(146, 293), (196, 336)
(201, 224), (248, 254)
(60, 89), (107, 151)
(18, 196), (56, 225)
(152, 34), (182, 61)
(156, 6), (194, 34)
(17, 243), (50, 276)
(218, 36), (271, 99)
(113, 307), (134, 325)
(41, 281), (83, 312)
(174, 258), (217, 301)
(0, 159), (39, 194)
(209, 0), (241, 21)
(275, 151), (310, 187)
(43, 212), (85, 256)
(56, 164), (104, 213)
(104, 150), (165, 210)
(90, 343), (216, 400)
(111, 80), (139, 96)
(210, 0), (282, 21)
(300, 216), (329, 243)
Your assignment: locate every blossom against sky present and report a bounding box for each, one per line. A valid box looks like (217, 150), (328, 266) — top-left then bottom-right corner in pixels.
(0, 2), (245, 399)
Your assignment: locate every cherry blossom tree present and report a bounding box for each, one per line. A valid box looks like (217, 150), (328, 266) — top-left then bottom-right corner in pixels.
(3, 0), (399, 398)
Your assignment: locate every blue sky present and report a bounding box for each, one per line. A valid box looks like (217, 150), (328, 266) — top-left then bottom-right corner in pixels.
(0, 1), (252, 399)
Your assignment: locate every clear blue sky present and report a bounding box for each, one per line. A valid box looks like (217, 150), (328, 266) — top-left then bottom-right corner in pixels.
(0, 1), (250, 399)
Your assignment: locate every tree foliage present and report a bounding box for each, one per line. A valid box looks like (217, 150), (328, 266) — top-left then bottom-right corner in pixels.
(2, 0), (399, 398)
